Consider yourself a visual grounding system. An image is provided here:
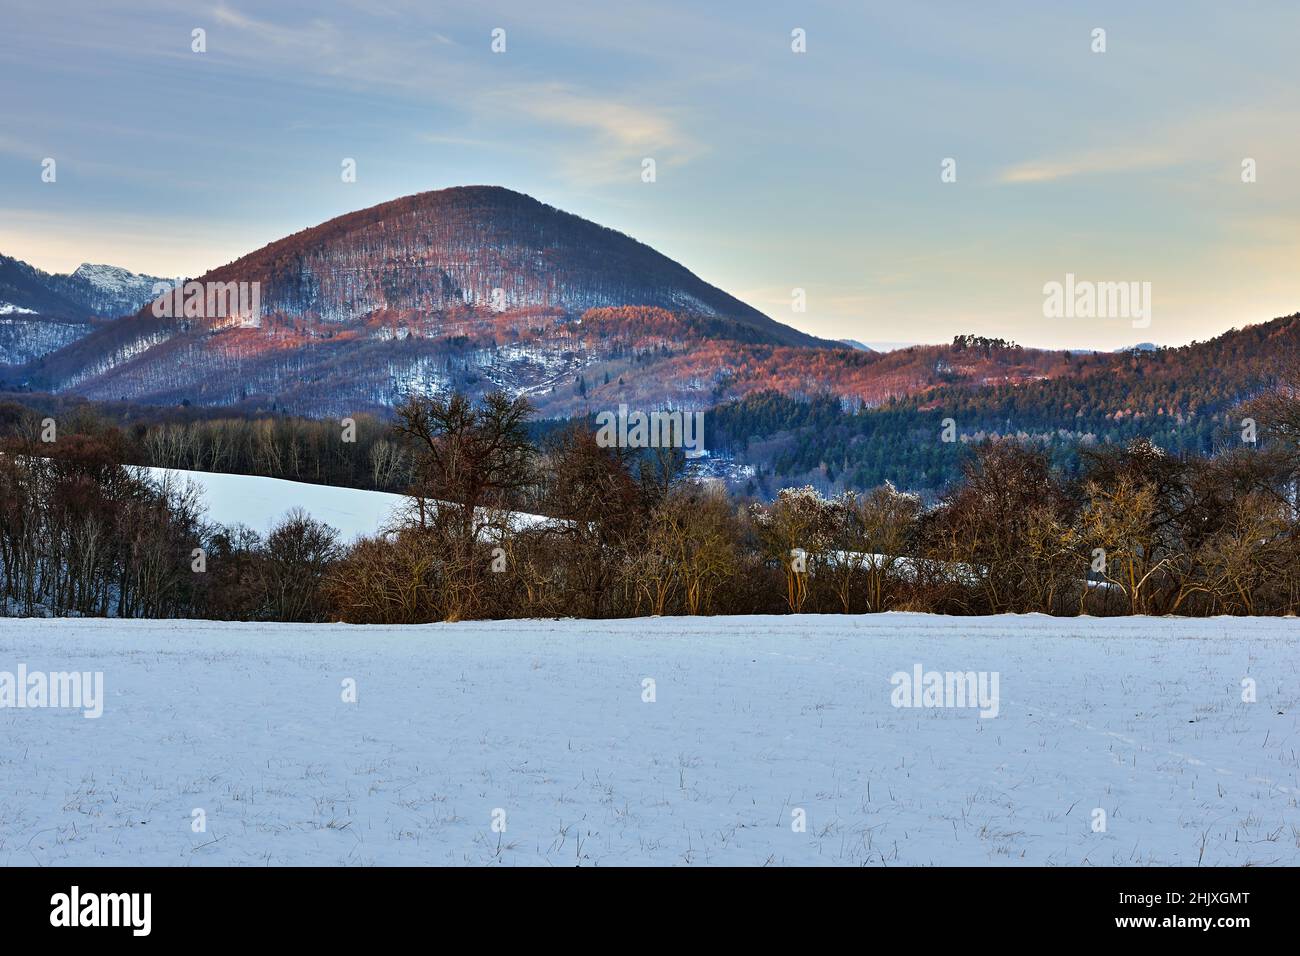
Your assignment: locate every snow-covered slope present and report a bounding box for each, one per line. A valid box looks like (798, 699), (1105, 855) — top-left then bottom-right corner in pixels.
(1, 613), (1296, 866)
(0, 316), (89, 365)
(62, 263), (166, 318)
(0, 254), (168, 366)
(142, 467), (408, 541)
(142, 466), (544, 541)
(0, 253), (164, 320)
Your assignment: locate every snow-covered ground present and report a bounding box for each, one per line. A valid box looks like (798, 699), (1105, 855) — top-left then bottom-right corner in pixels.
(141, 467), (544, 542)
(142, 467), (408, 541)
(1, 613), (1297, 866)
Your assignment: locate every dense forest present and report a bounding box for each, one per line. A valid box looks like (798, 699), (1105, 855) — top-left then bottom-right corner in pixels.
(708, 318), (1299, 495)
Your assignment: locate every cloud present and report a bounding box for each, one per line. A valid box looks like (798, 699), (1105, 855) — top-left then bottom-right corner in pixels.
(207, 6), (699, 185)
(999, 147), (1178, 184)
(475, 83), (698, 184)
(499, 84), (677, 150)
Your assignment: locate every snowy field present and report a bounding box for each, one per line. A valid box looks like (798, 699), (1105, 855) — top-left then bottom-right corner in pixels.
(1, 613), (1297, 866)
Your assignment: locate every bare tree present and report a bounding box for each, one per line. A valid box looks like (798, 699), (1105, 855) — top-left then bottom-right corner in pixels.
(263, 508), (342, 621)
(393, 390), (536, 541)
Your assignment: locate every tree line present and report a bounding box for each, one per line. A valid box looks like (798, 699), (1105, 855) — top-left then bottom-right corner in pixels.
(5, 371), (1300, 622)
(0, 430), (340, 620)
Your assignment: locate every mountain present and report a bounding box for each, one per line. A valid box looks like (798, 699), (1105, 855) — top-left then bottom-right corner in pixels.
(51, 263), (170, 319)
(12, 189), (1294, 436)
(1, 255), (87, 320)
(18, 186), (836, 412)
(0, 255), (167, 367)
(836, 338), (875, 352)
(0, 255), (166, 320)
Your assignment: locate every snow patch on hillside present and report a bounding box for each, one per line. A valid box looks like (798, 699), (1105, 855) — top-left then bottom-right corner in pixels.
(71, 263), (158, 299)
(142, 467), (407, 541)
(142, 467), (545, 540)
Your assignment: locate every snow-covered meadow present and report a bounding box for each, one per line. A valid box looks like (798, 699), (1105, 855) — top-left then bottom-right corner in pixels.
(1, 613), (1297, 866)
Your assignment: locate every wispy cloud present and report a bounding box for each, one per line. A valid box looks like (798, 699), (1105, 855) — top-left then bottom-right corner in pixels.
(207, 6), (700, 185)
(999, 147), (1178, 184)
(499, 84), (678, 150)
(478, 83), (699, 184)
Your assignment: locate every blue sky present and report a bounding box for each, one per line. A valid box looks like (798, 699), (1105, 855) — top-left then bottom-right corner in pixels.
(2, 0), (1298, 350)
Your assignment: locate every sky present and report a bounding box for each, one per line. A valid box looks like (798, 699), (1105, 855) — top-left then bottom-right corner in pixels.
(1, 0), (1298, 351)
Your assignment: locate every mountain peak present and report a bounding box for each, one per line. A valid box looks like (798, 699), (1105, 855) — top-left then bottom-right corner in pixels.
(202, 185), (829, 348)
(0, 254), (163, 320)
(71, 262), (158, 292)
(18, 188), (833, 412)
